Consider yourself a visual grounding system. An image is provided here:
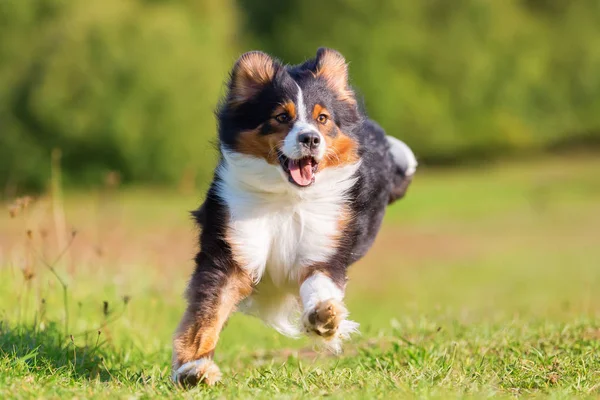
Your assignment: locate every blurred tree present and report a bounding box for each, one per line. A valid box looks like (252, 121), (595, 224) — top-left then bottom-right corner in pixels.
(1, 0), (599, 193)
(1, 0), (238, 191)
(238, 0), (600, 164)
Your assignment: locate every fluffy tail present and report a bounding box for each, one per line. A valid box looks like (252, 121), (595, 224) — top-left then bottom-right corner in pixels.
(387, 136), (417, 204)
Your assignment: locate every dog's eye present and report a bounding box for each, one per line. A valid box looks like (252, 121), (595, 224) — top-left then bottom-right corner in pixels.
(275, 113), (291, 123)
(316, 114), (329, 125)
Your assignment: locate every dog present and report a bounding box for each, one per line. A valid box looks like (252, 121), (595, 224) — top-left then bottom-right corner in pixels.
(172, 48), (417, 386)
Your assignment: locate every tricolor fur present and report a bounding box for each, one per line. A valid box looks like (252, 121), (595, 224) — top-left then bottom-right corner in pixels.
(172, 48), (417, 387)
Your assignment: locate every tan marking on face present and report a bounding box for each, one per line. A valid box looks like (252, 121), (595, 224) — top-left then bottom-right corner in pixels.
(172, 268), (252, 369)
(311, 105), (359, 170)
(321, 131), (359, 169)
(235, 121), (288, 165)
(312, 104), (325, 121)
(235, 103), (296, 163)
(281, 101), (297, 121)
(230, 52), (276, 106)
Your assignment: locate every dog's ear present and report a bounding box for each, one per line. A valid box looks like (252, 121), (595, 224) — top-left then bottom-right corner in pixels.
(315, 48), (354, 103)
(228, 51), (277, 106)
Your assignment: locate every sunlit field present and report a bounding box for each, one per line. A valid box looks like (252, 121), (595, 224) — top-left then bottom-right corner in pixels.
(1, 154), (599, 398)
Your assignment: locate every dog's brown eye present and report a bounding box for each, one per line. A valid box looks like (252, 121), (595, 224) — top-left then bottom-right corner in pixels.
(317, 114), (329, 125)
(275, 113), (291, 123)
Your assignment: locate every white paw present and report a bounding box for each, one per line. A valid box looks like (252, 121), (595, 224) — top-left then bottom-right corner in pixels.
(302, 298), (359, 353)
(172, 358), (222, 387)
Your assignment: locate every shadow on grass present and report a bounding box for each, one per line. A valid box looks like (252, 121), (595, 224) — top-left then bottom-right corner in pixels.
(0, 320), (111, 381)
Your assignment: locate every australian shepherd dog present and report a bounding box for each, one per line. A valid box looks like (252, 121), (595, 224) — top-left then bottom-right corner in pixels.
(172, 48), (417, 386)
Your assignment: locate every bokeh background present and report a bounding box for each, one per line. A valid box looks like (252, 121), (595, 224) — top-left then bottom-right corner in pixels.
(1, 1), (600, 397)
(2, 0), (600, 193)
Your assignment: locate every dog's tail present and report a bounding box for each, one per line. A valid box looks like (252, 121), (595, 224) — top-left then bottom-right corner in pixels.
(386, 135), (417, 205)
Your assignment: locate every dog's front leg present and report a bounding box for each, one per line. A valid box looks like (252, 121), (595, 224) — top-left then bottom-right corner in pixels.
(172, 255), (252, 386)
(299, 270), (359, 353)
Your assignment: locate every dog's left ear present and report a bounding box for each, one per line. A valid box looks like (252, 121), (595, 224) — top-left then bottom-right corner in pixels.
(315, 48), (354, 103)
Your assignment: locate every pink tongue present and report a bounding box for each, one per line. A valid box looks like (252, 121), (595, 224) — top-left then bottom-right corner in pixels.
(288, 158), (314, 186)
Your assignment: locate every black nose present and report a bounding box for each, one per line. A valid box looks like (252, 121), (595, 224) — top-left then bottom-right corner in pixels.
(298, 131), (321, 150)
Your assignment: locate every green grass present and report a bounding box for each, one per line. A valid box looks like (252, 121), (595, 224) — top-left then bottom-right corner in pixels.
(1, 154), (600, 398)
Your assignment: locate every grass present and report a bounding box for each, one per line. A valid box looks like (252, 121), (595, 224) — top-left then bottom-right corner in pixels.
(1, 154), (599, 398)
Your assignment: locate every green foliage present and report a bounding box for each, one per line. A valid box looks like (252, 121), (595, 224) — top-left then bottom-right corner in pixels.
(1, 0), (237, 191)
(240, 0), (600, 164)
(1, 0), (600, 190)
(1, 157), (600, 397)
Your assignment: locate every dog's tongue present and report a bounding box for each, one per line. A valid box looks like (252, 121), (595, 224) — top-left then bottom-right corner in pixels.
(288, 157), (314, 186)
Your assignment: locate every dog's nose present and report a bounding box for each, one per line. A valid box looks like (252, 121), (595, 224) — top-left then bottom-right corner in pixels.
(298, 131), (321, 150)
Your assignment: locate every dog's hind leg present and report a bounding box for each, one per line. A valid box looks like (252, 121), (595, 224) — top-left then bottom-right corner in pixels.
(172, 257), (252, 387)
(299, 270), (359, 353)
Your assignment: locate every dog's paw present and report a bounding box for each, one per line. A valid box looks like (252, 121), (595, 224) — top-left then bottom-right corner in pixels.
(303, 298), (347, 338)
(172, 358), (222, 387)
(302, 299), (359, 353)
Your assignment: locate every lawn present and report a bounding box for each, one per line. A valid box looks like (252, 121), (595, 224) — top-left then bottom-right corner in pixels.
(1, 154), (599, 398)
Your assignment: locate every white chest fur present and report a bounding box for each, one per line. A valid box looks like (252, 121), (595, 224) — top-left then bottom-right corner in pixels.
(216, 151), (359, 287)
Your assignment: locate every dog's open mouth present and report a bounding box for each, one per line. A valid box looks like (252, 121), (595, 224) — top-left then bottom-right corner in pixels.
(278, 152), (318, 187)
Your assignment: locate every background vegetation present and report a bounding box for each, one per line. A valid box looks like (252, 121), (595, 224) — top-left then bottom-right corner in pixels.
(2, 0), (600, 193)
(1, 155), (599, 397)
(2, 2), (600, 397)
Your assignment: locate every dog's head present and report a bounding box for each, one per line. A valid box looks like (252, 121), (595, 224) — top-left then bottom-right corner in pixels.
(218, 48), (361, 188)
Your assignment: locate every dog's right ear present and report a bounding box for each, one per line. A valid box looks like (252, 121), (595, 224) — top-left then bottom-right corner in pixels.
(228, 51), (277, 106)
